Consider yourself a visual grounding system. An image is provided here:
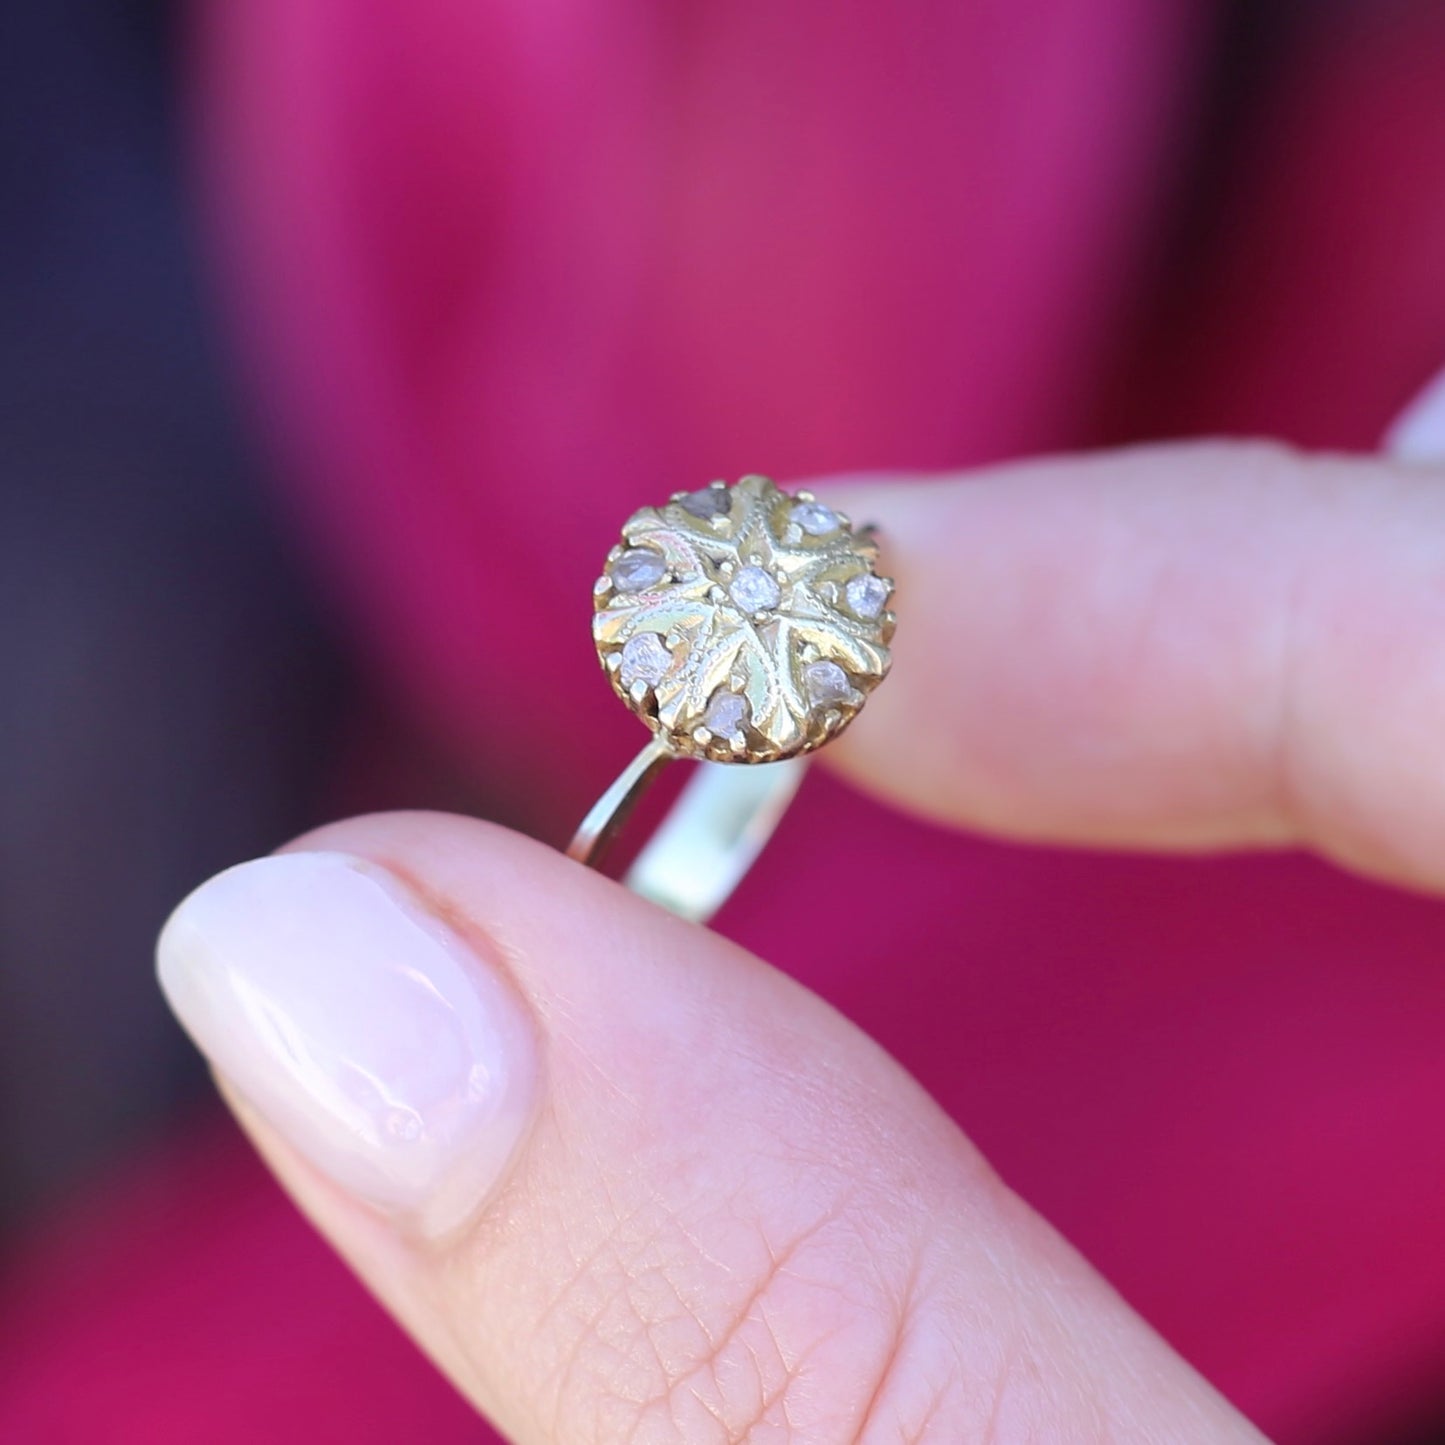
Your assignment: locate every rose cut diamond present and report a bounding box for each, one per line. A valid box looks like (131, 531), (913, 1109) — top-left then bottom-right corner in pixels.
(619, 632), (671, 689)
(845, 572), (890, 620)
(791, 500), (839, 536)
(803, 659), (852, 706)
(729, 565), (781, 613)
(679, 486), (732, 520)
(704, 690), (750, 738)
(613, 547), (667, 594)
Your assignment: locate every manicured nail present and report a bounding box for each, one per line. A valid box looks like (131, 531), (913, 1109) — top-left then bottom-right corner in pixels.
(157, 851), (537, 1236)
(1385, 365), (1445, 462)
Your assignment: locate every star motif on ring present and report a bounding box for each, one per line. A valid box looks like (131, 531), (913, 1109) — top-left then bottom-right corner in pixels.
(592, 475), (895, 761)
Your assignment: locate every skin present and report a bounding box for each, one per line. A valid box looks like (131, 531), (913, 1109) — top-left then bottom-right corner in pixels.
(221, 438), (1443, 1442)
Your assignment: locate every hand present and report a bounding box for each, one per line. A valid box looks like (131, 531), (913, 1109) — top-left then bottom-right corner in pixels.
(158, 427), (1443, 1443)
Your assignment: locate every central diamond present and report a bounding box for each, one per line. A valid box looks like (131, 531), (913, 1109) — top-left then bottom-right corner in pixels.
(729, 564), (781, 613)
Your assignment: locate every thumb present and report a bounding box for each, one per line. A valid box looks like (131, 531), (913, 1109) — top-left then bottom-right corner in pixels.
(157, 811), (1263, 1443)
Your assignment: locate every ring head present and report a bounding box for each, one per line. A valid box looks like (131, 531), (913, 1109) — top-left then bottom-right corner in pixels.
(592, 475), (895, 763)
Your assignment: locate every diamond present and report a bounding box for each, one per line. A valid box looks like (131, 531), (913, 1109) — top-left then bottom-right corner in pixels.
(804, 659), (852, 706)
(792, 500), (839, 536)
(679, 486), (732, 520)
(613, 547), (667, 593)
(704, 690), (750, 738)
(619, 632), (671, 689)
(729, 565), (781, 613)
(845, 572), (890, 620)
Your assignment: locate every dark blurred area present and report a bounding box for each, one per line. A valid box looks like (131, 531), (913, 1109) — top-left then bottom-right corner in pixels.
(0, 1), (348, 1227)
(1, 1), (1443, 1441)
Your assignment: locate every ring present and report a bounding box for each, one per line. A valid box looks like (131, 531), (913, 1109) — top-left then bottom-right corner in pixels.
(567, 474), (896, 922)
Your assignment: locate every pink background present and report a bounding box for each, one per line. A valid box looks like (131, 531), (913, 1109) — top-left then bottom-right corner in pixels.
(4, 2), (1445, 1440)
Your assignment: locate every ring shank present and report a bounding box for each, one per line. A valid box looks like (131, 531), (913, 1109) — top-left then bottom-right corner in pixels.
(567, 741), (808, 924)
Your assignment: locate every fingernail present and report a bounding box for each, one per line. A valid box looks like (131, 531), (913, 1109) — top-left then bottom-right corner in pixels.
(157, 851), (537, 1236)
(1385, 365), (1445, 462)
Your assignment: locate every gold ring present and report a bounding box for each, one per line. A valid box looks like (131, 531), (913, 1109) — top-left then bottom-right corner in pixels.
(567, 475), (895, 921)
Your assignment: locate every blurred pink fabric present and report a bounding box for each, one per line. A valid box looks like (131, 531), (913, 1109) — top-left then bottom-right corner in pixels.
(5, 3), (1445, 1441)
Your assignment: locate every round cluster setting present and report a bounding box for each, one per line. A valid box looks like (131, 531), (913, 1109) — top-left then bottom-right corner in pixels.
(591, 474), (895, 762)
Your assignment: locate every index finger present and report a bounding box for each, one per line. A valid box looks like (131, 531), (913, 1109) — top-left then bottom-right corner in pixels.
(822, 440), (1445, 891)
